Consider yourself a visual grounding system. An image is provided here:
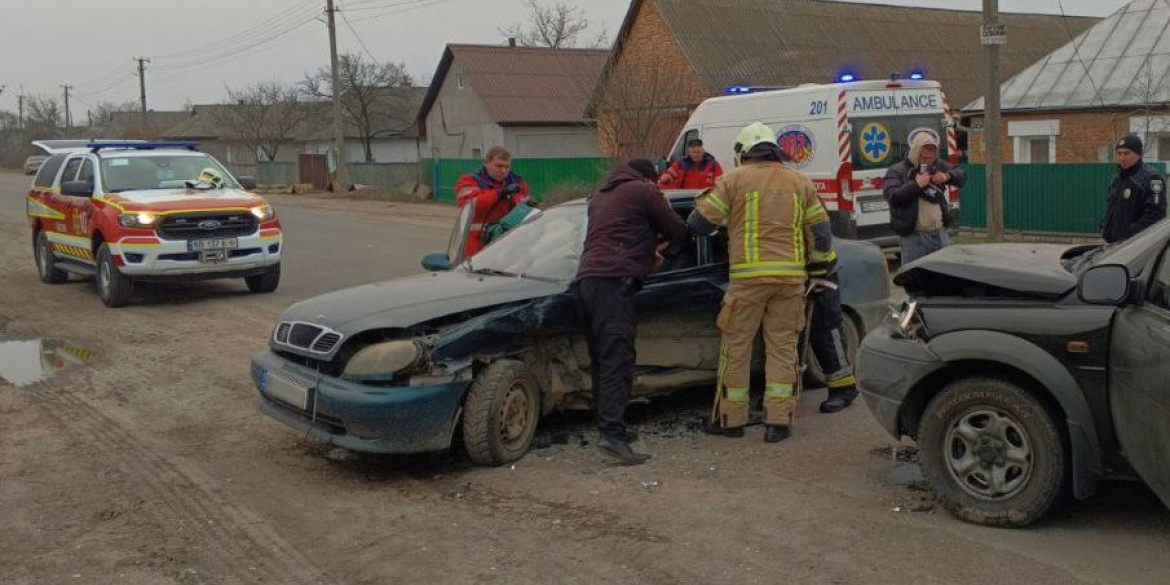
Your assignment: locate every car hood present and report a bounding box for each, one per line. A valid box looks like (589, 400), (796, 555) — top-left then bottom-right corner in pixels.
(278, 270), (567, 334)
(98, 189), (265, 212)
(895, 244), (1077, 298)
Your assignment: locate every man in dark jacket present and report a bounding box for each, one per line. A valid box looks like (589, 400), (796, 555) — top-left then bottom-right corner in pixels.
(1102, 134), (1166, 243)
(575, 159), (690, 464)
(883, 133), (966, 264)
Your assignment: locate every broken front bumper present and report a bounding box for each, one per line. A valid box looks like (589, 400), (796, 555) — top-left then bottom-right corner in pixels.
(251, 349), (470, 454)
(854, 320), (945, 439)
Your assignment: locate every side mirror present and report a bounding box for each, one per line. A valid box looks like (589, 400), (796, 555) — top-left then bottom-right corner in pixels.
(61, 180), (93, 197)
(421, 252), (452, 272)
(1078, 264), (1130, 305)
(237, 176), (258, 190)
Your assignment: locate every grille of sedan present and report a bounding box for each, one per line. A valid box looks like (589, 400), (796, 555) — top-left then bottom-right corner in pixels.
(157, 213), (256, 239)
(273, 322), (343, 354)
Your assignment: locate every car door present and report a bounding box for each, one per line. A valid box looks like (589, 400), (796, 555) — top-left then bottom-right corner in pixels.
(53, 155), (95, 265)
(1109, 243), (1170, 507)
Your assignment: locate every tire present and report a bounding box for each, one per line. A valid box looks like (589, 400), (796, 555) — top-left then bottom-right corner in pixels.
(95, 243), (133, 308)
(245, 262), (281, 293)
(804, 312), (860, 389)
(462, 359), (541, 466)
(918, 378), (1066, 527)
(35, 231), (68, 284)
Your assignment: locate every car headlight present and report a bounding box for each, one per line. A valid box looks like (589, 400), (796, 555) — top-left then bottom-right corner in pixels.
(341, 340), (423, 382)
(251, 205), (275, 221)
(890, 300), (922, 340)
(119, 213), (157, 228)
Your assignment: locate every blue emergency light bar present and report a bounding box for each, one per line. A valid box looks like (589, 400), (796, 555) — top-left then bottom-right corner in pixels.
(909, 70), (926, 80)
(724, 85), (788, 95)
(838, 73), (858, 82)
(87, 141), (200, 153)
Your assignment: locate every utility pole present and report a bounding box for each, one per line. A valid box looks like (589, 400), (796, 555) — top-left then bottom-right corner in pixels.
(325, 0), (348, 190)
(18, 91), (24, 129)
(135, 57), (151, 128)
(982, 0), (1004, 241)
(61, 84), (73, 130)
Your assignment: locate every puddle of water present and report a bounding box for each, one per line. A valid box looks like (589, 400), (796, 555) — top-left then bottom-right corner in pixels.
(0, 338), (94, 387)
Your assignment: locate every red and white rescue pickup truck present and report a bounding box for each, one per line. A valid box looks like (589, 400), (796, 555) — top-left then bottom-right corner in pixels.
(26, 141), (283, 307)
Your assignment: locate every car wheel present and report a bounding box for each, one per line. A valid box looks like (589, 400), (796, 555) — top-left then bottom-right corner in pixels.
(918, 378), (1065, 527)
(462, 359), (541, 466)
(95, 243), (133, 308)
(804, 312), (860, 388)
(35, 231), (68, 284)
(246, 262), (281, 293)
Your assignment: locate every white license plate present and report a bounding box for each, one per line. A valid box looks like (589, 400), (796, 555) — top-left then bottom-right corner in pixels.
(199, 250), (229, 263)
(188, 237), (239, 251)
(859, 200), (889, 213)
(261, 370), (310, 410)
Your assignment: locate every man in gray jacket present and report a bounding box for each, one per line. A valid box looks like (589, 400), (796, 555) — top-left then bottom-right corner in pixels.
(883, 133), (966, 264)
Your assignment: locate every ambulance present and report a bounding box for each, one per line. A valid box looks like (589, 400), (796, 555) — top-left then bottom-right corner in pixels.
(665, 79), (959, 246)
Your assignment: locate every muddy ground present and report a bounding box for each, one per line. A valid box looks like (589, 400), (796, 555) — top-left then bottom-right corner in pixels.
(1, 173), (1167, 585)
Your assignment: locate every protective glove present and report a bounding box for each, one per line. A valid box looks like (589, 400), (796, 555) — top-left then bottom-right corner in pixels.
(499, 182), (522, 201)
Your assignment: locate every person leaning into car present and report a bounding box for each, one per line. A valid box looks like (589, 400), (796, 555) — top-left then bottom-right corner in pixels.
(1101, 134), (1167, 243)
(455, 146), (531, 258)
(574, 158), (690, 465)
(883, 133), (966, 265)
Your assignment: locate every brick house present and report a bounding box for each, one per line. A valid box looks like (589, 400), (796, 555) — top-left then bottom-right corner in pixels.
(965, 0), (1170, 164)
(590, 0), (1098, 158)
(417, 43), (608, 159)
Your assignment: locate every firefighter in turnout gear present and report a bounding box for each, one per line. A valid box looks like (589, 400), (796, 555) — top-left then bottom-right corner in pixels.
(688, 122), (833, 443)
(805, 245), (859, 414)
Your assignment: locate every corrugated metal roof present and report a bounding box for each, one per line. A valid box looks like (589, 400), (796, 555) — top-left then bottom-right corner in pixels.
(443, 45), (608, 124)
(645, 0), (1097, 108)
(966, 0), (1170, 112)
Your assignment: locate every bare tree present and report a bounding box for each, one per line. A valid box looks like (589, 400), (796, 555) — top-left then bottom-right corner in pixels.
(589, 63), (692, 160)
(25, 94), (63, 131)
(90, 100), (140, 126)
(302, 53), (415, 162)
(209, 80), (310, 162)
(501, 0), (609, 49)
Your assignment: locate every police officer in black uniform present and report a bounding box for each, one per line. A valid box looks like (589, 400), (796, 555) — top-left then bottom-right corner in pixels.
(1102, 134), (1167, 243)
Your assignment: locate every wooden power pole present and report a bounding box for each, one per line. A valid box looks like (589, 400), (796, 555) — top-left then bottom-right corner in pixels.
(982, 0), (1004, 241)
(326, 0), (348, 191)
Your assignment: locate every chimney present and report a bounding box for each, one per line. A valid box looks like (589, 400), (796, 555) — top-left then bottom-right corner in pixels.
(508, 37), (516, 47)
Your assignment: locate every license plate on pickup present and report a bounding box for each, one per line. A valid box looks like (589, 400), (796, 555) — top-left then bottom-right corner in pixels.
(260, 370), (310, 411)
(187, 237), (239, 252)
(859, 199), (889, 213)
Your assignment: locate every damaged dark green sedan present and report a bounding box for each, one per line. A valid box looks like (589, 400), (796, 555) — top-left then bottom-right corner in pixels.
(251, 193), (891, 465)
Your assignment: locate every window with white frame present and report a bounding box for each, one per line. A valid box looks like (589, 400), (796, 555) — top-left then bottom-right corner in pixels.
(1008, 120), (1059, 164)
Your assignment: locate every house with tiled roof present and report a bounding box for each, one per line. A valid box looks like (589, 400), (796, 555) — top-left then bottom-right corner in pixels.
(417, 42), (609, 159)
(965, 0), (1170, 164)
(590, 0), (1098, 158)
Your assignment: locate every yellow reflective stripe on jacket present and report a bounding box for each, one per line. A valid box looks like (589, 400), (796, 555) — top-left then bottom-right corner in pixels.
(792, 192), (806, 262)
(730, 261), (807, 279)
(808, 249), (837, 263)
(744, 191), (760, 264)
(805, 201), (828, 224)
(705, 192), (730, 216)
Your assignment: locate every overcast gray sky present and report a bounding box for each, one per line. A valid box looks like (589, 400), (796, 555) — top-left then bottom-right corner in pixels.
(0, 0), (1129, 115)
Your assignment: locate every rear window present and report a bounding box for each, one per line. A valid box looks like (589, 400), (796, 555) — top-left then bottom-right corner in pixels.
(33, 154), (67, 188)
(851, 114), (949, 170)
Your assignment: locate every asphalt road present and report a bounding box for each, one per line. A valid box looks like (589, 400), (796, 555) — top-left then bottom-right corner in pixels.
(1, 170), (1167, 585)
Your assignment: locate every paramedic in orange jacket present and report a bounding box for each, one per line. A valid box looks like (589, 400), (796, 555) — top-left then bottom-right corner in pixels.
(455, 146), (531, 257)
(659, 138), (724, 190)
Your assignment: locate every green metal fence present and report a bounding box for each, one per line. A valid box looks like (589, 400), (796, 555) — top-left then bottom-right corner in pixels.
(959, 163), (1167, 234)
(431, 157), (616, 203)
(256, 161), (298, 186)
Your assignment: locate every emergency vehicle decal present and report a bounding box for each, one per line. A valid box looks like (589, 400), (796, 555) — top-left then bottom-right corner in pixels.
(777, 126), (815, 169)
(45, 231), (93, 262)
(26, 198), (66, 220)
(837, 90), (851, 162)
(259, 228), (282, 242)
(859, 122), (892, 165)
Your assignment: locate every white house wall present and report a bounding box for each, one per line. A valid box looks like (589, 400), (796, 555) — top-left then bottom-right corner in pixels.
(505, 127), (601, 158)
(303, 138), (420, 163)
(425, 64), (503, 159)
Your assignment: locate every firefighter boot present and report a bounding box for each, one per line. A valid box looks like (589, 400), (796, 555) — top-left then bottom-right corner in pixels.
(764, 425), (792, 443)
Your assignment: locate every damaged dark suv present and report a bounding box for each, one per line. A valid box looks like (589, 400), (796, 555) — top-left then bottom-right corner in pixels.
(857, 225), (1170, 527)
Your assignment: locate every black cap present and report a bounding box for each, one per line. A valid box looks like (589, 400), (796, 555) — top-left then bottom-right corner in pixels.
(686, 138), (704, 147)
(1117, 134), (1143, 156)
(628, 158), (659, 180)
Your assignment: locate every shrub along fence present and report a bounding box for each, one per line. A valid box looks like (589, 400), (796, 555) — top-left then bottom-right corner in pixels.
(958, 163), (1167, 235)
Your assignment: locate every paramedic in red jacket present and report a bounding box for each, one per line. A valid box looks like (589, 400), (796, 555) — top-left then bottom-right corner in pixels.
(455, 146), (531, 257)
(658, 138), (724, 190)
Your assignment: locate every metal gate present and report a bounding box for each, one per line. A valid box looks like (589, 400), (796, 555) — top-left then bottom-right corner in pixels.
(298, 153), (329, 190)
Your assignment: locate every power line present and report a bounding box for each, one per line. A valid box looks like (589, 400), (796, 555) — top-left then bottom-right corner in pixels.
(338, 3), (379, 62)
(1056, 0), (1107, 108)
(151, 5), (322, 72)
(345, 0), (467, 23)
(151, 0), (321, 61)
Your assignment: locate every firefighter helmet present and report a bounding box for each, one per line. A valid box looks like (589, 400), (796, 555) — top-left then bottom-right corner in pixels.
(197, 167), (226, 189)
(733, 122), (776, 164)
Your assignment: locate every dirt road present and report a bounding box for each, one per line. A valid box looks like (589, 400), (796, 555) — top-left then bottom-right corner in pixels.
(1, 172), (1167, 585)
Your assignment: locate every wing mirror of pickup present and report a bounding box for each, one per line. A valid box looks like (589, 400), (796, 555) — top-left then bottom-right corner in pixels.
(60, 180), (93, 197)
(1078, 263), (1130, 305)
(421, 252), (452, 272)
(237, 176), (258, 190)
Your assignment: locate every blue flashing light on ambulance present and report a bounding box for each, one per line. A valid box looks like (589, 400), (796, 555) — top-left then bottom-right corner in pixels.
(669, 78), (960, 247)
